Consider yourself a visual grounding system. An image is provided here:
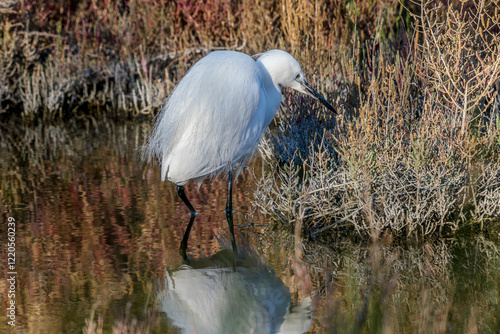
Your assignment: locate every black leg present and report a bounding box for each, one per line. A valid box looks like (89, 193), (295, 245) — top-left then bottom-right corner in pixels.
(225, 170), (237, 253)
(177, 185), (197, 263)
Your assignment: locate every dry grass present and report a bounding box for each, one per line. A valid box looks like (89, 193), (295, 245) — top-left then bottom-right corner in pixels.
(0, 0), (406, 117)
(0, 116), (263, 333)
(255, 0), (500, 239)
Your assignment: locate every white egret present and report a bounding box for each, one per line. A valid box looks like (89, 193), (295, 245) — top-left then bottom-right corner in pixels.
(142, 49), (335, 260)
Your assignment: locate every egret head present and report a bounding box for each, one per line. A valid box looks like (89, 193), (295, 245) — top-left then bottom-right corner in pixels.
(256, 50), (336, 113)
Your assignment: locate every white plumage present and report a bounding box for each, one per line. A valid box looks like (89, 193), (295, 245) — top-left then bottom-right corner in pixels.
(141, 49), (335, 259)
(142, 49), (334, 185)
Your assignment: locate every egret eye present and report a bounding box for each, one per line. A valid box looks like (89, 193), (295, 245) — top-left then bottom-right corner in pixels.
(295, 73), (301, 80)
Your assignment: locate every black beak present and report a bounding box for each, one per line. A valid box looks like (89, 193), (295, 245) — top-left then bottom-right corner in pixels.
(302, 81), (337, 114)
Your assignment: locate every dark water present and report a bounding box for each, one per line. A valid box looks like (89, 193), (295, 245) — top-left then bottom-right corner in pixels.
(1, 117), (500, 333)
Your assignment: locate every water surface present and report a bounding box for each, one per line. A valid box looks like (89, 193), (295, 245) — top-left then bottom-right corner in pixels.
(1, 117), (500, 333)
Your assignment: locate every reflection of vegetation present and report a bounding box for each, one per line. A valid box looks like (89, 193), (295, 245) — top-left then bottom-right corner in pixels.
(0, 117), (260, 333)
(0, 115), (499, 332)
(82, 281), (164, 334)
(0, 115), (148, 200)
(258, 226), (500, 333)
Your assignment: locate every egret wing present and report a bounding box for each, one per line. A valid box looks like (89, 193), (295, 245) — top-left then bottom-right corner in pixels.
(142, 51), (265, 184)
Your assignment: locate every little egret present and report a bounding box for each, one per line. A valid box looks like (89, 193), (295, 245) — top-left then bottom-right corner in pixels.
(142, 49), (335, 260)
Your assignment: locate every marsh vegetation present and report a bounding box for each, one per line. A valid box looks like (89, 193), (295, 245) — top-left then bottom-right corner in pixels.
(1, 0), (500, 332)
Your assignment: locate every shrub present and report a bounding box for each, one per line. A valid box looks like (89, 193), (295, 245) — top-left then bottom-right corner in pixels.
(255, 0), (500, 239)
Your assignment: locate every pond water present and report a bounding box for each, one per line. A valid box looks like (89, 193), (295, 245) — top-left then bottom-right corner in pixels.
(1, 116), (500, 333)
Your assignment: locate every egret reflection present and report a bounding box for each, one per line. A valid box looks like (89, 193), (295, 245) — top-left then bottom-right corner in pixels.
(158, 249), (312, 334)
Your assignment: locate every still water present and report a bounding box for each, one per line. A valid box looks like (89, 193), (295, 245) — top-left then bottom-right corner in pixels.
(1, 116), (500, 333)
